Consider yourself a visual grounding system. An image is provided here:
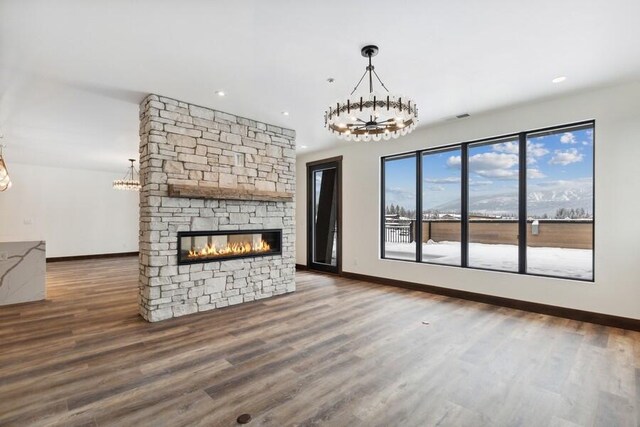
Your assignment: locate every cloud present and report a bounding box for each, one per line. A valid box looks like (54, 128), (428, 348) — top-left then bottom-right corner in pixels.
(470, 152), (519, 170)
(469, 180), (493, 187)
(385, 187), (416, 208)
(448, 152), (519, 180)
(560, 132), (578, 144)
(447, 155), (461, 168)
(527, 168), (546, 179)
(532, 177), (592, 189)
(475, 168), (518, 179)
(527, 141), (549, 158)
(488, 140), (550, 167)
(448, 152), (518, 170)
(426, 185), (445, 192)
(385, 187), (414, 198)
(493, 141), (519, 154)
(549, 148), (584, 165)
(424, 177), (460, 184)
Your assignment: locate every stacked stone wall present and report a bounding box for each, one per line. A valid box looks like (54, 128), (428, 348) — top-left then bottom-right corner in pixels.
(138, 94), (295, 322)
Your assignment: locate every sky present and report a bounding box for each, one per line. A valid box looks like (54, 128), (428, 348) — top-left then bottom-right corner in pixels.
(384, 155), (417, 211)
(385, 125), (594, 217)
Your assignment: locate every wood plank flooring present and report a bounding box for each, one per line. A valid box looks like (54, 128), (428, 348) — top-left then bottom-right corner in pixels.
(0, 256), (639, 426)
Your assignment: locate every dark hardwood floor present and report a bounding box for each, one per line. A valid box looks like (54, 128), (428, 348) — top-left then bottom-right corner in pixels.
(0, 256), (638, 426)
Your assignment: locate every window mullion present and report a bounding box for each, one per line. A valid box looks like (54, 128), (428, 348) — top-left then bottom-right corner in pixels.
(518, 132), (527, 274)
(416, 153), (422, 263)
(461, 144), (469, 268)
(380, 158), (386, 259)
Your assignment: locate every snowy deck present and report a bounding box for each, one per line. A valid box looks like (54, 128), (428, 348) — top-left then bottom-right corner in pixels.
(384, 241), (592, 280)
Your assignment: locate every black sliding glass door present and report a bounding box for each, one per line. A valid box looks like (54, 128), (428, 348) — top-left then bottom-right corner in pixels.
(307, 157), (342, 273)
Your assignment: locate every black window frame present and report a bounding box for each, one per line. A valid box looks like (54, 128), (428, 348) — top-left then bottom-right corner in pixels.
(380, 120), (595, 283)
(380, 152), (420, 262)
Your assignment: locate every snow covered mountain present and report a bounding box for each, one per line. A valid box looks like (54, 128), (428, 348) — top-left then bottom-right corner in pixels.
(433, 179), (593, 217)
(526, 184), (593, 216)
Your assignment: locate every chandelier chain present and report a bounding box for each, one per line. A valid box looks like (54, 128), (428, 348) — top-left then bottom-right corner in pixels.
(350, 69), (369, 96)
(372, 69), (390, 93)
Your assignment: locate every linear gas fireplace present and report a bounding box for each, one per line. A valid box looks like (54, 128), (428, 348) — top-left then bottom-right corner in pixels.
(177, 229), (282, 265)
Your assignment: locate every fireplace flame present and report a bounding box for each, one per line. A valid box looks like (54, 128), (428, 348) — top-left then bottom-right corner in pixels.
(188, 240), (271, 259)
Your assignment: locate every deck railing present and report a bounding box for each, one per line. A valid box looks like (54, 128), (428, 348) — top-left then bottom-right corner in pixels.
(384, 223), (414, 243)
(384, 219), (593, 249)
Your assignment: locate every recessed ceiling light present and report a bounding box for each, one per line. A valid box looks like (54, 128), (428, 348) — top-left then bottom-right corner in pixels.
(215, 90), (226, 97)
(299, 145), (308, 149)
(281, 111), (289, 116)
(552, 76), (566, 84)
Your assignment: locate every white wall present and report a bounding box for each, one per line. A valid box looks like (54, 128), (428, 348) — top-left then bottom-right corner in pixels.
(296, 82), (640, 320)
(0, 163), (139, 258)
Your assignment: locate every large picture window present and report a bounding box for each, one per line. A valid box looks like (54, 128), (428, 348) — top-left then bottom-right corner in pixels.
(467, 137), (519, 272)
(421, 147), (462, 266)
(525, 124), (594, 280)
(382, 154), (417, 261)
(381, 121), (594, 281)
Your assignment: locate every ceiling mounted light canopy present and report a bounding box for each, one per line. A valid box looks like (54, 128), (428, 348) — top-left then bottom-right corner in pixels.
(113, 158), (140, 191)
(0, 144), (12, 192)
(324, 45), (418, 142)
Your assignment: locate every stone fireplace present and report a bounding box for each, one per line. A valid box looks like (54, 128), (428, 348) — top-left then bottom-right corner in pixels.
(138, 94), (295, 322)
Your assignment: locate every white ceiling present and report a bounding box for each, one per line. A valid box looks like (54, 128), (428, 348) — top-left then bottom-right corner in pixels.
(1, 0), (640, 172)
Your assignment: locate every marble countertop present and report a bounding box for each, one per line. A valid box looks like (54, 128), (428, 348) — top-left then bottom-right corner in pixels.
(0, 240), (46, 306)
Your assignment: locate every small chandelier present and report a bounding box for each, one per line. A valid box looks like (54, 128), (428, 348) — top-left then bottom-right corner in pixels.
(324, 45), (418, 142)
(113, 158), (141, 191)
(0, 143), (12, 192)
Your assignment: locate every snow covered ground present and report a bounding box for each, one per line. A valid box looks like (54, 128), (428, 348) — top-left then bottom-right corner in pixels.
(384, 241), (592, 280)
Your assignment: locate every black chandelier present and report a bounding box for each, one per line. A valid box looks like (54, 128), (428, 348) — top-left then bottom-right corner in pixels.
(113, 158), (140, 191)
(324, 45), (418, 142)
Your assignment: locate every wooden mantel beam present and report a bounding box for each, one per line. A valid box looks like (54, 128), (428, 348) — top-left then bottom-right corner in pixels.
(168, 183), (294, 202)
